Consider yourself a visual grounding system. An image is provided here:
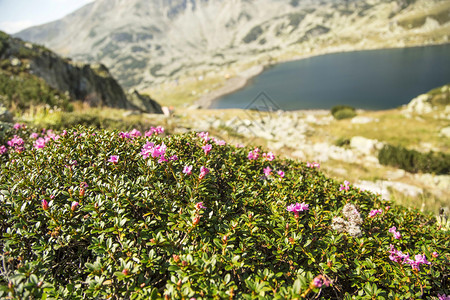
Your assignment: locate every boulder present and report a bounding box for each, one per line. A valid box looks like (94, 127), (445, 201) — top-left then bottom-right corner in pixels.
(404, 94), (433, 114)
(127, 90), (163, 114)
(350, 136), (382, 154)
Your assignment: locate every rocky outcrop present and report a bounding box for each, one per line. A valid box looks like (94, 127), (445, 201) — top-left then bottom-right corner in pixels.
(0, 32), (162, 114)
(127, 90), (163, 114)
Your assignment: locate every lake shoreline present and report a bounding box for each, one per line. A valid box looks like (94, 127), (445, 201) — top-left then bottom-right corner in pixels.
(195, 42), (450, 110)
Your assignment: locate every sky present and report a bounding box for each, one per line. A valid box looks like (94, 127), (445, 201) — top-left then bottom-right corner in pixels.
(0, 0), (94, 34)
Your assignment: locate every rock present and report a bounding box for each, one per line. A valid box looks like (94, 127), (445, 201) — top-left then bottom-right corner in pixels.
(350, 136), (382, 154)
(127, 90), (163, 114)
(355, 181), (391, 200)
(0, 103), (13, 123)
(351, 116), (375, 124)
(404, 94), (433, 114)
(385, 169), (406, 180)
(440, 126), (450, 138)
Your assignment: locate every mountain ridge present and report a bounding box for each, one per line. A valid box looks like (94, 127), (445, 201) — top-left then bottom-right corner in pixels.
(14, 0), (450, 91)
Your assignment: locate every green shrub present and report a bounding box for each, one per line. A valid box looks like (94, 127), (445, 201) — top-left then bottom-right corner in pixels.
(0, 126), (449, 299)
(331, 105), (356, 120)
(335, 137), (351, 147)
(242, 25), (264, 44)
(378, 144), (450, 175)
(0, 70), (72, 112)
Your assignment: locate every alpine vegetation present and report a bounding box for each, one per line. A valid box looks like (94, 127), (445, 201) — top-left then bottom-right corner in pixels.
(0, 124), (448, 299)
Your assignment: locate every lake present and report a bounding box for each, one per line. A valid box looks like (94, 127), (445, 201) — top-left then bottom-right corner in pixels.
(210, 44), (450, 111)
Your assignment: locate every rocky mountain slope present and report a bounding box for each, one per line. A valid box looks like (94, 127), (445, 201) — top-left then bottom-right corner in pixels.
(15, 0), (450, 91)
(0, 31), (162, 114)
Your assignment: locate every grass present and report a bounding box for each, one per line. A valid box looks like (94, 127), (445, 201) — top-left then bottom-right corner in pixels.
(315, 109), (449, 153)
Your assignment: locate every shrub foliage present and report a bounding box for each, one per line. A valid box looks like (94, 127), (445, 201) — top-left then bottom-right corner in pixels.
(378, 144), (450, 175)
(0, 125), (449, 299)
(331, 105), (356, 120)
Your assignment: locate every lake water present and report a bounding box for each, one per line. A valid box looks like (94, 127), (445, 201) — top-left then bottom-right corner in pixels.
(210, 44), (450, 110)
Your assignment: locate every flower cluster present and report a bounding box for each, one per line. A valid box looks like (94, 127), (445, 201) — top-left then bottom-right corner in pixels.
(247, 147), (261, 160)
(388, 245), (431, 271)
(0, 145), (7, 155)
(369, 208), (383, 217)
(306, 162), (320, 168)
(7, 135), (25, 152)
(332, 203), (363, 237)
(438, 294), (450, 300)
(310, 274), (331, 289)
(199, 166), (209, 179)
(183, 165), (193, 175)
(197, 131), (210, 142)
(388, 226), (402, 239)
(141, 141), (168, 163)
(262, 152), (275, 161)
(339, 180), (350, 191)
(108, 155), (119, 164)
(287, 202), (309, 218)
(145, 126), (164, 137)
(202, 144), (212, 155)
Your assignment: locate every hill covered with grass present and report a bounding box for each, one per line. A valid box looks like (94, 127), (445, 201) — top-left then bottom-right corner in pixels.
(0, 124), (448, 299)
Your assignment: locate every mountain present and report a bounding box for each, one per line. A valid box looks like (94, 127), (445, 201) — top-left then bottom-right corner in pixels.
(0, 31), (163, 114)
(15, 0), (450, 90)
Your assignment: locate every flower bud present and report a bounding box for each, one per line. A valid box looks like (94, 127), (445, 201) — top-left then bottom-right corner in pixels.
(41, 199), (49, 211)
(122, 269), (129, 276)
(71, 201), (79, 211)
(173, 255), (180, 263)
(193, 216), (200, 226)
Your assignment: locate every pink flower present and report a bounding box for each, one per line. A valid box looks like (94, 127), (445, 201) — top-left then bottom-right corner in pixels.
(0, 145), (7, 155)
(144, 126), (164, 137)
(368, 209), (383, 217)
(41, 199), (49, 210)
(214, 139), (226, 146)
(236, 144), (244, 148)
(339, 180), (350, 191)
(388, 226), (397, 233)
(30, 132), (39, 139)
(287, 202), (309, 213)
(34, 138), (46, 149)
(438, 294), (450, 300)
(141, 142), (166, 159)
(199, 166), (209, 179)
(310, 275), (330, 288)
(197, 131), (210, 142)
(71, 201), (79, 211)
(61, 130), (67, 136)
(7, 135), (24, 147)
(119, 131), (131, 139)
(129, 128), (141, 138)
(202, 144), (212, 155)
(307, 162), (320, 169)
(13, 123), (25, 130)
(263, 166), (272, 177)
(277, 170), (285, 178)
(158, 155), (168, 164)
(170, 155), (178, 161)
(183, 165), (193, 175)
(432, 251), (439, 258)
(263, 152), (275, 161)
(108, 155), (119, 164)
(248, 148), (260, 160)
(195, 202), (206, 210)
(393, 231), (402, 240)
